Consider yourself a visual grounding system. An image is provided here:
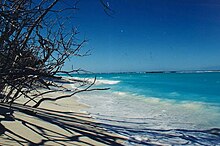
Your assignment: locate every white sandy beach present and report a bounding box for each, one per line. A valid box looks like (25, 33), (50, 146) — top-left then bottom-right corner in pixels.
(0, 80), (127, 146)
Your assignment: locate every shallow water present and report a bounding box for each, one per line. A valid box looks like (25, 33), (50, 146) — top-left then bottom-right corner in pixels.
(66, 72), (220, 145)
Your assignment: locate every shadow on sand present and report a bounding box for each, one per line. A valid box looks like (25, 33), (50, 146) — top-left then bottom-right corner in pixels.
(0, 103), (220, 145)
(0, 103), (126, 145)
(98, 116), (220, 145)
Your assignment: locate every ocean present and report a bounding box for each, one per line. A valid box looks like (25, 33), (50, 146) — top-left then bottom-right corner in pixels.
(65, 72), (220, 145)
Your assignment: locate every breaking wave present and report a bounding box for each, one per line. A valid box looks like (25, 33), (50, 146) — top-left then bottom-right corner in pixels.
(78, 90), (220, 145)
(95, 79), (120, 85)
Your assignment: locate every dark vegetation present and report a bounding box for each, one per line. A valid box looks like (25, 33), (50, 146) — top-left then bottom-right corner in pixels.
(0, 0), (111, 108)
(0, 0), (123, 145)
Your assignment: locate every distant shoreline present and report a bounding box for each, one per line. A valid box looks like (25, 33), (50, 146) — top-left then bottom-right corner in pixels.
(145, 70), (220, 74)
(57, 70), (220, 76)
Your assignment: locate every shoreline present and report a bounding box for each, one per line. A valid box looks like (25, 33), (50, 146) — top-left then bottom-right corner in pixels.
(2, 75), (220, 145)
(0, 88), (128, 145)
(77, 90), (220, 145)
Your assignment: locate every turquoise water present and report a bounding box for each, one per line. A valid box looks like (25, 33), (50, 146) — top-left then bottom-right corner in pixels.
(63, 72), (220, 145)
(75, 72), (220, 104)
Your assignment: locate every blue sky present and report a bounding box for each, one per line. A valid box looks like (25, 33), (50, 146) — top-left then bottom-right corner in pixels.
(62, 0), (220, 73)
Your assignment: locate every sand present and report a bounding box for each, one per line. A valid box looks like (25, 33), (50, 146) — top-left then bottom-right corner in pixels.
(0, 87), (127, 145)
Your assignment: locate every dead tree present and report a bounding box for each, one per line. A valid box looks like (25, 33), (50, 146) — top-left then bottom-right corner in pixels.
(0, 0), (110, 108)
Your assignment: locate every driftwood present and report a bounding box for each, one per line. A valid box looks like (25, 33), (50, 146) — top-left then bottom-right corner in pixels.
(0, 1), (127, 145)
(0, 0), (111, 108)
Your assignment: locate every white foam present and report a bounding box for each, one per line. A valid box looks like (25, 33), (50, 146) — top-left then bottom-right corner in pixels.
(70, 77), (120, 85)
(180, 102), (204, 110)
(95, 79), (120, 85)
(114, 91), (127, 96)
(61, 76), (120, 91)
(78, 90), (220, 130)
